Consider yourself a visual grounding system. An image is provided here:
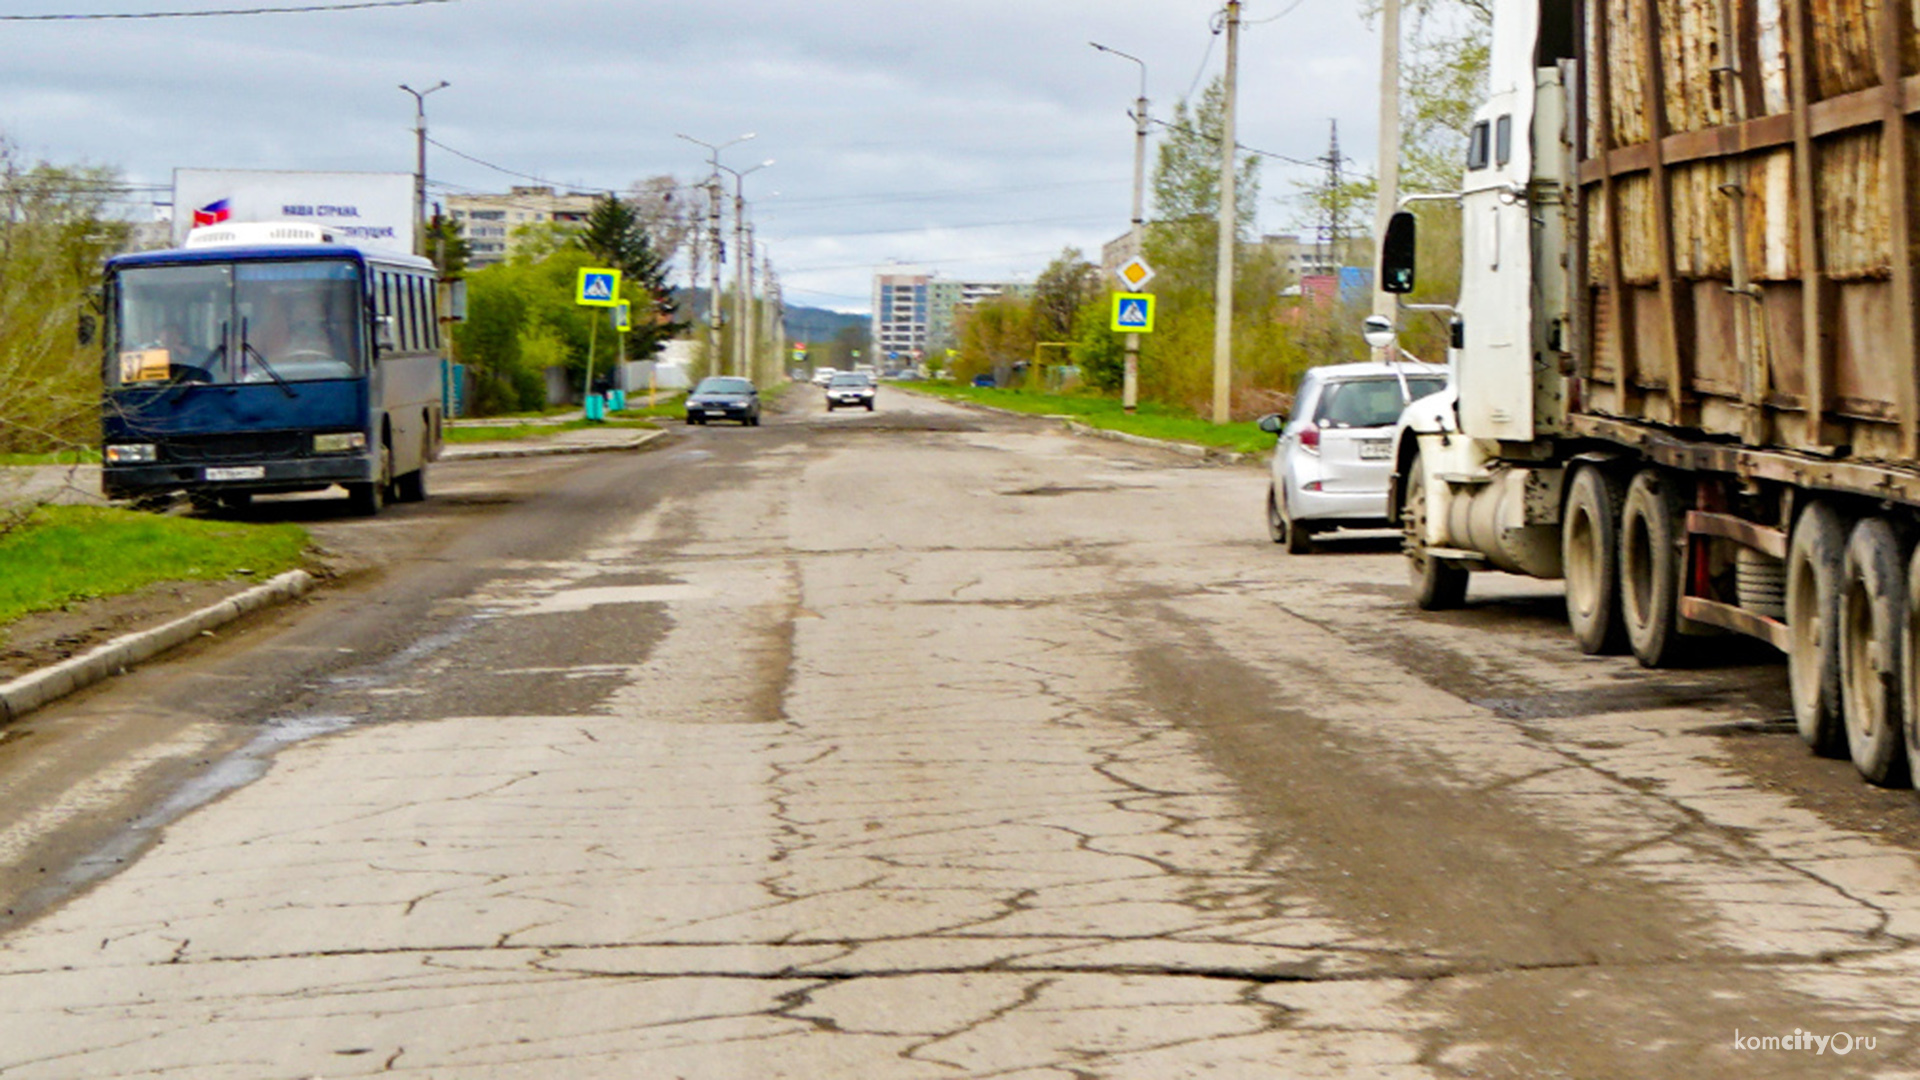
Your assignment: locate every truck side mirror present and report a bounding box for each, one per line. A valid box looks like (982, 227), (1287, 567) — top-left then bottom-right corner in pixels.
(446, 279), (468, 323)
(77, 313), (96, 346)
(1381, 210), (1417, 294)
(374, 315), (397, 355)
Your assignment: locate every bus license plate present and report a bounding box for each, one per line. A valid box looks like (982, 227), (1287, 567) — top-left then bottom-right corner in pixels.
(1359, 440), (1391, 460)
(204, 466), (265, 481)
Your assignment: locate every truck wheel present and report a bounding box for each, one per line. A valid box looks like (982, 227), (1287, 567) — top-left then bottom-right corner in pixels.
(394, 432), (430, 503)
(1620, 468), (1690, 668)
(1902, 544), (1920, 776)
(1787, 501), (1849, 757)
(1563, 463), (1627, 654)
(1840, 516), (1909, 785)
(1403, 453), (1467, 609)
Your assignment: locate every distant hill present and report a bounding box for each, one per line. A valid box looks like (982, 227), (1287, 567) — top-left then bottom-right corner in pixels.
(784, 305), (868, 344)
(668, 289), (867, 346)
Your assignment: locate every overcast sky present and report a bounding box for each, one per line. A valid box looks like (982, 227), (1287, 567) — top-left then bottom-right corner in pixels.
(2, 0), (1386, 313)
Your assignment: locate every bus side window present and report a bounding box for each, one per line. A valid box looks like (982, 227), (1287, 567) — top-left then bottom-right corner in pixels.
(408, 276), (425, 352)
(412, 274), (428, 351)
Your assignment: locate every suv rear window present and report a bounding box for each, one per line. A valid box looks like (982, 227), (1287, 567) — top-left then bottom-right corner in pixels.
(1314, 376), (1446, 428)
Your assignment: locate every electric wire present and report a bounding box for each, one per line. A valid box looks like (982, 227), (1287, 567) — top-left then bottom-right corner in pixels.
(1, 0), (452, 20)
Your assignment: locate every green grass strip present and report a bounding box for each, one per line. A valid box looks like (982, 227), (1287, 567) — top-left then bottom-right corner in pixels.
(442, 417), (661, 444)
(901, 383), (1272, 456)
(0, 506), (309, 629)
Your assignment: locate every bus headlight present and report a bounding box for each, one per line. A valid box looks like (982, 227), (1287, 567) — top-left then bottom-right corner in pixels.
(313, 432), (367, 454)
(105, 444), (156, 464)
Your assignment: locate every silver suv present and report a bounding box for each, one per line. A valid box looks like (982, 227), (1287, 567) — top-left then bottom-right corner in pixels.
(1257, 360), (1448, 553)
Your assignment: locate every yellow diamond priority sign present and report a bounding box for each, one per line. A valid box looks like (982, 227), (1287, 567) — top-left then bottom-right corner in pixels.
(1115, 256), (1155, 291)
(576, 267), (621, 307)
(1111, 292), (1155, 333)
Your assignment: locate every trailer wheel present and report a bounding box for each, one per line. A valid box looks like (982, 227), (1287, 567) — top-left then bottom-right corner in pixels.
(1787, 501), (1849, 757)
(1840, 516), (1909, 785)
(1562, 463), (1627, 654)
(1403, 452), (1467, 609)
(1620, 468), (1690, 668)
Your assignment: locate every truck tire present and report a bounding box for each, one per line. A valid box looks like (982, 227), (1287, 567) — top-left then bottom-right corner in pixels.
(1787, 501), (1849, 757)
(1403, 453), (1467, 609)
(1903, 544), (1920, 776)
(1620, 468), (1690, 668)
(1840, 516), (1909, 786)
(1563, 463), (1627, 655)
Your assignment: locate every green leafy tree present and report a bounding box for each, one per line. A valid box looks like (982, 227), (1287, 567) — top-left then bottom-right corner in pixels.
(1152, 76), (1260, 238)
(577, 194), (688, 360)
(0, 138), (131, 480)
(953, 295), (1035, 385)
(1032, 247), (1099, 343)
(424, 212), (470, 279)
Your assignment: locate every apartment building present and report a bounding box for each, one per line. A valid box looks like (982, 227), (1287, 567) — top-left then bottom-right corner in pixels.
(872, 271), (1035, 362)
(446, 185), (599, 268)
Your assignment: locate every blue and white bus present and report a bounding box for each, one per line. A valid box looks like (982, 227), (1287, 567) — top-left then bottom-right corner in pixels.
(99, 222), (444, 515)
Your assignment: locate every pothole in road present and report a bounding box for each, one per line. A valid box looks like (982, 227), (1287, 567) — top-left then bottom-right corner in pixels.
(1000, 484), (1123, 497)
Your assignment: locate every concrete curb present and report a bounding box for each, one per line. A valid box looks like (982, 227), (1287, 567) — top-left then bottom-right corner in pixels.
(440, 428), (670, 462)
(895, 389), (1253, 466)
(0, 569), (317, 725)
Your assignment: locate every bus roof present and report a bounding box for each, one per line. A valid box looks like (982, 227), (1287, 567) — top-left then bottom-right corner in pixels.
(107, 244), (435, 274)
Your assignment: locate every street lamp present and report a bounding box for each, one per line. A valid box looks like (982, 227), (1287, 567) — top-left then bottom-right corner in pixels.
(718, 159), (774, 379)
(676, 133), (755, 376)
(399, 80), (449, 258)
(1090, 42), (1149, 413)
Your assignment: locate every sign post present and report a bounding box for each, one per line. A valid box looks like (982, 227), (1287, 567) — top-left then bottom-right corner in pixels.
(1113, 257), (1156, 411)
(611, 301), (632, 411)
(576, 268), (621, 422)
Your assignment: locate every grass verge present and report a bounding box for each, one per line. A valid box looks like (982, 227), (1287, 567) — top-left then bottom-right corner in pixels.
(0, 506), (309, 629)
(442, 417), (661, 444)
(900, 383), (1271, 456)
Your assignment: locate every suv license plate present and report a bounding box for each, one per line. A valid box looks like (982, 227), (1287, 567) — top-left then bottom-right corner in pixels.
(205, 466), (265, 481)
(1358, 440), (1391, 461)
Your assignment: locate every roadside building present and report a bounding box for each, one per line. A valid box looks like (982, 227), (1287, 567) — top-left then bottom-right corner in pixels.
(872, 271), (1034, 364)
(446, 185), (599, 268)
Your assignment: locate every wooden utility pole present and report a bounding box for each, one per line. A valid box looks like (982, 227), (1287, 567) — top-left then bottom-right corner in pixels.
(1211, 0), (1241, 424)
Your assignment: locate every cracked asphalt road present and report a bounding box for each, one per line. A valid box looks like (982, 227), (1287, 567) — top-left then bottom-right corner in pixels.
(1, 387), (1918, 1076)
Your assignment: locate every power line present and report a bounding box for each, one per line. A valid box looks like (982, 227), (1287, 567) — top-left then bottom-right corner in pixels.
(1, 0), (453, 20)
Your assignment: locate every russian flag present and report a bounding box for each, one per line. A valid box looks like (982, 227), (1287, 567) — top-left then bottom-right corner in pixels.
(191, 199), (231, 228)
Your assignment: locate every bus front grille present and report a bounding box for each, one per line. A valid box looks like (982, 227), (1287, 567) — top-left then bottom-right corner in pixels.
(165, 433), (306, 462)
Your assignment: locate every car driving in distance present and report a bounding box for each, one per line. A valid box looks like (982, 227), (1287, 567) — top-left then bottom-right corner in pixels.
(685, 376), (761, 426)
(811, 367), (837, 387)
(825, 371), (876, 411)
(1258, 360), (1448, 553)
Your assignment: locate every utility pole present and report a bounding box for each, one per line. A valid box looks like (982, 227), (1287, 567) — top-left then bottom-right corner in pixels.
(675, 132), (756, 378)
(1211, 0), (1241, 425)
(743, 221), (757, 381)
(1373, 0), (1403, 356)
(1091, 41), (1150, 414)
(399, 80), (448, 258)
(717, 159), (773, 378)
(708, 177), (725, 377)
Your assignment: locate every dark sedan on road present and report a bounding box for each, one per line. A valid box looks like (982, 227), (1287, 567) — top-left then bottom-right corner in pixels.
(685, 377), (761, 426)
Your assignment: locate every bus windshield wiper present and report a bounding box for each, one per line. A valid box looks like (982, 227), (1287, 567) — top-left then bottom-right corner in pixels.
(239, 317), (298, 398)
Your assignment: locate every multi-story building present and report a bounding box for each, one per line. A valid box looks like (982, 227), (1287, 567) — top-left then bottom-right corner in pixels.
(871, 272), (930, 362)
(446, 185), (599, 268)
(873, 271), (1035, 362)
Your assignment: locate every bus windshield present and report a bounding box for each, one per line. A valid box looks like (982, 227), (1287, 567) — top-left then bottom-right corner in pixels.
(111, 259), (364, 387)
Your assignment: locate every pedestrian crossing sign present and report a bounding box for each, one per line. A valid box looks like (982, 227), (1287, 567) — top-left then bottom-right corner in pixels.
(576, 268), (621, 307)
(1111, 292), (1155, 333)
